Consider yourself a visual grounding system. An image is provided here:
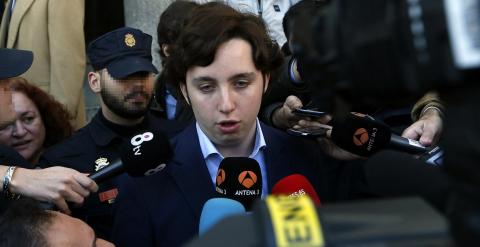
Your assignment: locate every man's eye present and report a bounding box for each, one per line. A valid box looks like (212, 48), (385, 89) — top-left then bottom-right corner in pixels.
(199, 84), (214, 92)
(235, 80), (249, 88)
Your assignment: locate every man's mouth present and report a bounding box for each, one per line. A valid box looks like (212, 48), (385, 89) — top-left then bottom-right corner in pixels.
(217, 120), (240, 134)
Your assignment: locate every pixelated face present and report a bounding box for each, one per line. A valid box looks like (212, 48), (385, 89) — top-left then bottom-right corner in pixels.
(0, 92), (46, 163)
(0, 83), (15, 128)
(99, 70), (155, 119)
(45, 211), (114, 247)
(181, 39), (269, 152)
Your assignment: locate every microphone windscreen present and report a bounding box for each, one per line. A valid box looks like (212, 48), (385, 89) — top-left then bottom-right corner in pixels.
(215, 157), (262, 210)
(365, 150), (452, 212)
(331, 112), (391, 157)
(271, 174), (321, 206)
(199, 198), (246, 236)
(120, 130), (173, 177)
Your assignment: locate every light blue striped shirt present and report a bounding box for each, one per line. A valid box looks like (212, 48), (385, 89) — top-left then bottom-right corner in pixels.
(196, 119), (268, 197)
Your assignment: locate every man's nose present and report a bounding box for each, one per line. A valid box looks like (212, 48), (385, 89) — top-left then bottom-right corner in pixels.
(218, 88), (235, 114)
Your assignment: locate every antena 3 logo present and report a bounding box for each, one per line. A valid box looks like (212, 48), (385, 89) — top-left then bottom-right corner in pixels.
(353, 128), (378, 151)
(353, 128), (369, 146)
(235, 171), (260, 196)
(238, 171), (257, 189)
(216, 169), (226, 186)
(130, 132), (153, 155)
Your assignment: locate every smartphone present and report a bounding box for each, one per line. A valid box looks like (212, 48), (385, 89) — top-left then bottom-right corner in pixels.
(287, 126), (328, 138)
(292, 108), (328, 118)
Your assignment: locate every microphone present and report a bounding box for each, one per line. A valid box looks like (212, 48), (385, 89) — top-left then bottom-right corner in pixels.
(89, 130), (173, 183)
(198, 198), (246, 236)
(39, 130), (173, 211)
(330, 112), (427, 157)
(365, 150), (452, 212)
(271, 174), (321, 206)
(189, 195), (452, 247)
(215, 157), (262, 211)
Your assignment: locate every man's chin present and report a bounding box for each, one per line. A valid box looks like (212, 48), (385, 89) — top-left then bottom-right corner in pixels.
(213, 135), (243, 147)
(116, 108), (148, 119)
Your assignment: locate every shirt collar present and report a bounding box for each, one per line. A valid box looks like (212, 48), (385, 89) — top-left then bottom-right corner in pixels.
(197, 118), (267, 159)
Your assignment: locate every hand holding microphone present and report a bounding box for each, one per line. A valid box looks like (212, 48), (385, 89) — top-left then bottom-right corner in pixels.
(89, 129), (173, 182)
(40, 129), (173, 211)
(290, 112), (428, 158)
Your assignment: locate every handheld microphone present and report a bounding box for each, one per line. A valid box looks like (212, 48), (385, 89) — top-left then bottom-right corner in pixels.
(39, 130), (173, 211)
(89, 130), (173, 183)
(199, 198), (246, 236)
(330, 112), (427, 157)
(215, 157), (262, 211)
(271, 174), (321, 206)
(365, 150), (452, 212)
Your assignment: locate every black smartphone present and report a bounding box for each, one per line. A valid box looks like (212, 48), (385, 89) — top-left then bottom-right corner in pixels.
(287, 126), (328, 138)
(292, 108), (328, 118)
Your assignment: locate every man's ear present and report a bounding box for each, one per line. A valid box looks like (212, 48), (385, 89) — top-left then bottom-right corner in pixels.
(180, 83), (190, 105)
(161, 44), (170, 57)
(88, 71), (102, 93)
(263, 73), (270, 93)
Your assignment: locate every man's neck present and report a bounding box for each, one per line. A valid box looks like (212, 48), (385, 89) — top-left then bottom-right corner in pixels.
(101, 105), (144, 126)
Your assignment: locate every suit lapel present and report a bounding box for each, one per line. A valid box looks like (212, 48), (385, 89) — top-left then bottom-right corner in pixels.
(6, 0), (35, 47)
(261, 124), (295, 192)
(168, 124), (216, 219)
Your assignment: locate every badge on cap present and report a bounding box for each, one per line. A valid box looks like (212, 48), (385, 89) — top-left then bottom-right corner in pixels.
(125, 33), (136, 47)
(95, 157), (110, 171)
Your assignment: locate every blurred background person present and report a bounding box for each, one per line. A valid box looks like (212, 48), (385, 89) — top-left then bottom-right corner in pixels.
(149, 0), (197, 130)
(0, 77), (73, 165)
(0, 0), (87, 129)
(191, 0), (300, 47)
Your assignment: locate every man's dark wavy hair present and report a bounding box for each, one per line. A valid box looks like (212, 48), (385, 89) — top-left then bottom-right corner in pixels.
(165, 2), (284, 90)
(156, 0), (199, 62)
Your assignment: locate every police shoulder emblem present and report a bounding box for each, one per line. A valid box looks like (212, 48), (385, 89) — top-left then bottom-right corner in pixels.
(125, 33), (136, 47)
(95, 157), (110, 171)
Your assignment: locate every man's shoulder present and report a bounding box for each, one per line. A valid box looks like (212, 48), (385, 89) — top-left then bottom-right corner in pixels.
(43, 126), (93, 156)
(261, 123), (319, 152)
(39, 124), (104, 171)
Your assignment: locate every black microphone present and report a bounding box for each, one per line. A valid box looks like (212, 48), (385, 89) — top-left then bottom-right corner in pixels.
(365, 150), (452, 212)
(89, 130), (173, 183)
(39, 130), (173, 210)
(330, 112), (427, 157)
(215, 157), (262, 211)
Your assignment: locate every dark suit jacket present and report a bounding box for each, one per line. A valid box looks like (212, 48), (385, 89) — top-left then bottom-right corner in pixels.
(113, 122), (350, 247)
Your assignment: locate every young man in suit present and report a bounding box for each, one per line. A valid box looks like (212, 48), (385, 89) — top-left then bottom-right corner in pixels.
(113, 3), (353, 246)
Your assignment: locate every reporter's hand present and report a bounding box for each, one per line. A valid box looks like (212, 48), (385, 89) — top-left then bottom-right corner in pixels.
(294, 119), (362, 161)
(271, 95), (304, 129)
(9, 167), (98, 214)
(402, 108), (443, 147)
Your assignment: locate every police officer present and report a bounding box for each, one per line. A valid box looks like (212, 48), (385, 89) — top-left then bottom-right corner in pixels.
(39, 27), (178, 240)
